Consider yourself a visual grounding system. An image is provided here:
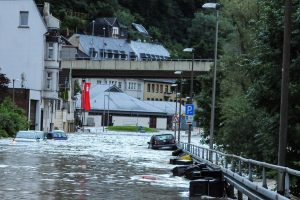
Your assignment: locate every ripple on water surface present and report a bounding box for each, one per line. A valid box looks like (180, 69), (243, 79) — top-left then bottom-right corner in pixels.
(0, 132), (199, 199)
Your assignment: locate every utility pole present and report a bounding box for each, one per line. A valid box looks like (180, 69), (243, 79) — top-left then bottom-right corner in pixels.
(278, 0), (291, 195)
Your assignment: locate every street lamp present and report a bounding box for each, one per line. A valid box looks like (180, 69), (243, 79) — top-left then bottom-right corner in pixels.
(202, 2), (220, 158)
(183, 47), (194, 101)
(174, 71), (183, 142)
(183, 47), (195, 148)
(92, 20), (95, 36)
(171, 83), (178, 140)
(102, 27), (106, 60)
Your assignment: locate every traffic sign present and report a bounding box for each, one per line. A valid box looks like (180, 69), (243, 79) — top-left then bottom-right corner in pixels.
(186, 115), (194, 124)
(185, 104), (194, 116)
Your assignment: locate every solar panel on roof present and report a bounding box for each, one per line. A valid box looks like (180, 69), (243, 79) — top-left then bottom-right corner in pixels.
(132, 23), (149, 35)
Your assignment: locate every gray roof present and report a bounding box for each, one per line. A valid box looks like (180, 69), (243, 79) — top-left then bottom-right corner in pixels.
(75, 34), (132, 54)
(68, 34), (170, 60)
(143, 101), (185, 116)
(130, 41), (170, 57)
(76, 85), (167, 115)
(143, 79), (176, 84)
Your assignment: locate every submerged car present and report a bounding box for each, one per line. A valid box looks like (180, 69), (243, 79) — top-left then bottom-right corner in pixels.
(46, 130), (68, 140)
(148, 134), (177, 150)
(14, 130), (46, 142)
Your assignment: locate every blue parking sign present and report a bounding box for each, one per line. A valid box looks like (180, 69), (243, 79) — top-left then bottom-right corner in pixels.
(185, 104), (194, 116)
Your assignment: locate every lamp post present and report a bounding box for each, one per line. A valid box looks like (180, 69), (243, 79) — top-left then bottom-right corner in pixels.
(103, 94), (109, 132)
(203, 2), (220, 159)
(171, 83), (178, 140)
(174, 71), (183, 142)
(12, 79), (15, 104)
(183, 48), (194, 100)
(12, 78), (20, 105)
(92, 20), (95, 36)
(102, 27), (106, 60)
(183, 47), (195, 149)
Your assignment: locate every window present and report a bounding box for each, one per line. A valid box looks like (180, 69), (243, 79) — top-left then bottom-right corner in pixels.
(97, 80), (102, 84)
(138, 83), (141, 90)
(118, 82), (122, 88)
(133, 83), (136, 90)
(147, 98), (150, 100)
(156, 84), (159, 93)
(160, 85), (163, 93)
(47, 43), (54, 60)
(19, 11), (29, 27)
(112, 27), (119, 38)
(151, 84), (155, 92)
(46, 72), (52, 90)
(147, 84), (150, 92)
(165, 85), (169, 93)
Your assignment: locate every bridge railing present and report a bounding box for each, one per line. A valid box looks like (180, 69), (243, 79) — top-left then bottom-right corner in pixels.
(179, 142), (300, 199)
(62, 57), (214, 62)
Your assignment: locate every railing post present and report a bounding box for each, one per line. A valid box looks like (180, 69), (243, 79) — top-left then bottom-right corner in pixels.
(206, 149), (209, 161)
(284, 172), (290, 197)
(215, 153), (218, 165)
(238, 160), (242, 176)
(202, 148), (205, 159)
(225, 158), (228, 169)
(262, 167), (268, 189)
(231, 159), (236, 173)
(248, 163), (253, 182)
(237, 191), (243, 200)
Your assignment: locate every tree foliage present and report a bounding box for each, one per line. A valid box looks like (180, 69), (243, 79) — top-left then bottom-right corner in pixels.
(0, 98), (29, 138)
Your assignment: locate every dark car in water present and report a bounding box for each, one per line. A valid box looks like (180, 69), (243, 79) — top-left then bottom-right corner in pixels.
(46, 130), (68, 140)
(148, 134), (177, 150)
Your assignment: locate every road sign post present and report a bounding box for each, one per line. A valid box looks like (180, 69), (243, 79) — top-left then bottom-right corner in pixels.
(185, 104), (195, 151)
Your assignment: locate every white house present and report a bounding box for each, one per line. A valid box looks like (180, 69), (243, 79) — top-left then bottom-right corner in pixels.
(0, 0), (60, 131)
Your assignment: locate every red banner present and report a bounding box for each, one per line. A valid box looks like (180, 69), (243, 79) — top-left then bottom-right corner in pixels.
(81, 82), (91, 111)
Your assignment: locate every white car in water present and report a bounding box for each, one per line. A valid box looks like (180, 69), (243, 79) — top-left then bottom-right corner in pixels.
(13, 130), (46, 142)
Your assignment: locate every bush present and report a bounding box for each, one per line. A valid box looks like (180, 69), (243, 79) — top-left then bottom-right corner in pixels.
(0, 97), (29, 137)
(0, 130), (8, 138)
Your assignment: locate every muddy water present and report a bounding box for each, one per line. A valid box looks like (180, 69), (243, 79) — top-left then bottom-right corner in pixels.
(0, 132), (192, 199)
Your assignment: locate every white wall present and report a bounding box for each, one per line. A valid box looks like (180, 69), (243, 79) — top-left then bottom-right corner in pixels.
(92, 115), (102, 127)
(0, 0), (47, 130)
(112, 116), (149, 127)
(85, 78), (144, 100)
(0, 0), (47, 90)
(156, 118), (167, 129)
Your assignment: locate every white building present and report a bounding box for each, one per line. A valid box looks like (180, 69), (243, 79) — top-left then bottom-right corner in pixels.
(76, 78), (144, 100)
(0, 0), (60, 131)
(76, 85), (185, 130)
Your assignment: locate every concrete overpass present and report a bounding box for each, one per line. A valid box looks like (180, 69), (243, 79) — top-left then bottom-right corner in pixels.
(60, 59), (213, 79)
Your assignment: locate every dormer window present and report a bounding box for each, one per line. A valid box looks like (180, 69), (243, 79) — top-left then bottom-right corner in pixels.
(19, 11), (29, 27)
(112, 27), (119, 38)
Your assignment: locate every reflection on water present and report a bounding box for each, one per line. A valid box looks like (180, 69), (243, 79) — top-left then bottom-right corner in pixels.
(0, 133), (190, 199)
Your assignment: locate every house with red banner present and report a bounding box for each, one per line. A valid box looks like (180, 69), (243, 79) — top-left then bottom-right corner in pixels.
(76, 84), (185, 130)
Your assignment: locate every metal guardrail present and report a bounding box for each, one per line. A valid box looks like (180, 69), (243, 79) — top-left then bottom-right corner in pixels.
(179, 142), (300, 200)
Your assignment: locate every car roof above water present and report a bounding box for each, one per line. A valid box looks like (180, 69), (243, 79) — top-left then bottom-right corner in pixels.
(16, 130), (45, 139)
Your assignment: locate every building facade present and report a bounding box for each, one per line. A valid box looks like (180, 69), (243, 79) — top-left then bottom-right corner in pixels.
(0, 0), (61, 131)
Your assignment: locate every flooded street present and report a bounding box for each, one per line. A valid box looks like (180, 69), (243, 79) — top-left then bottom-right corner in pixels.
(0, 131), (201, 200)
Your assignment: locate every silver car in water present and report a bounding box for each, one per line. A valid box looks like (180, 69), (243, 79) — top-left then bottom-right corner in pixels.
(13, 130), (46, 142)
